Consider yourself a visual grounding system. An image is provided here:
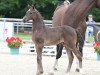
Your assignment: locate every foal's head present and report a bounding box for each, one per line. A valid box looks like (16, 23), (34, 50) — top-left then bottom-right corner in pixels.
(23, 5), (39, 22)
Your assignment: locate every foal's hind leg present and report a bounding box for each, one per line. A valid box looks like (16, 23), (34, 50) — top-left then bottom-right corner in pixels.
(36, 44), (44, 75)
(65, 47), (74, 73)
(53, 43), (63, 70)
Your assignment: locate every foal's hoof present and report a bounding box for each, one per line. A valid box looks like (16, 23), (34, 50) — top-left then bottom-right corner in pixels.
(80, 69), (85, 75)
(75, 68), (80, 72)
(48, 70), (54, 75)
(66, 72), (70, 75)
(36, 71), (43, 75)
(48, 72), (54, 75)
(54, 68), (57, 70)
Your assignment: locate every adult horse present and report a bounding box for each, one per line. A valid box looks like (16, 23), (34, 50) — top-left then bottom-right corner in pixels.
(23, 5), (82, 75)
(53, 0), (100, 71)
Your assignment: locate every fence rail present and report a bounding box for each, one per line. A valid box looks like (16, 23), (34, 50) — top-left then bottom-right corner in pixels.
(0, 18), (100, 34)
(0, 18), (99, 57)
(0, 18), (52, 24)
(1, 18), (100, 25)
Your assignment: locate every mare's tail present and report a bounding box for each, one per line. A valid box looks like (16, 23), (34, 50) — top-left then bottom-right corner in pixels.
(75, 29), (84, 47)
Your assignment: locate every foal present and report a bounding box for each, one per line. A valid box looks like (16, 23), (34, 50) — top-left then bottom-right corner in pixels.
(23, 6), (82, 75)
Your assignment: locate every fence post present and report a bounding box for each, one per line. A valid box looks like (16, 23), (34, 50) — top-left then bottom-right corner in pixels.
(16, 22), (19, 34)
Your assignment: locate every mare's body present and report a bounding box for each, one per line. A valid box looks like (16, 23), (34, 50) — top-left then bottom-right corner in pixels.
(52, 0), (100, 71)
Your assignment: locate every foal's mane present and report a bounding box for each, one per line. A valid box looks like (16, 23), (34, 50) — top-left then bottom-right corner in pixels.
(32, 7), (45, 29)
(34, 8), (44, 21)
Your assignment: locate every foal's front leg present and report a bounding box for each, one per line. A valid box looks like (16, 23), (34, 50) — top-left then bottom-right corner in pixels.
(36, 44), (44, 75)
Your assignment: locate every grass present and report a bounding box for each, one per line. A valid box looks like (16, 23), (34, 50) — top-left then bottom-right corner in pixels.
(14, 33), (94, 43)
(88, 35), (94, 43)
(14, 33), (32, 40)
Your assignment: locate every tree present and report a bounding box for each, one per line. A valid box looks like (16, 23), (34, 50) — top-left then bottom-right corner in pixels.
(89, 8), (100, 22)
(0, 0), (58, 19)
(0, 0), (100, 21)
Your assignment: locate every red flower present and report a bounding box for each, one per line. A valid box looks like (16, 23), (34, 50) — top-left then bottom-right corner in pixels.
(6, 37), (25, 48)
(14, 44), (19, 48)
(6, 37), (10, 43)
(93, 42), (100, 47)
(93, 42), (100, 54)
(16, 37), (22, 43)
(10, 37), (16, 41)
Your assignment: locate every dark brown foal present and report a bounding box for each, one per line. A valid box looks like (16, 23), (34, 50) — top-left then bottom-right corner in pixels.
(23, 5), (82, 75)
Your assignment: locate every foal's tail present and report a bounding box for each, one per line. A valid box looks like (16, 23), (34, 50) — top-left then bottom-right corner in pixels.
(75, 29), (84, 46)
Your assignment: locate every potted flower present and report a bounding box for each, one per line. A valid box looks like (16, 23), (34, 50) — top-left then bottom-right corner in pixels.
(93, 42), (100, 60)
(6, 37), (25, 54)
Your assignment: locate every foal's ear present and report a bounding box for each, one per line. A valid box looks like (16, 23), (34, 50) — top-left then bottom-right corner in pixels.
(27, 4), (31, 9)
(32, 5), (35, 9)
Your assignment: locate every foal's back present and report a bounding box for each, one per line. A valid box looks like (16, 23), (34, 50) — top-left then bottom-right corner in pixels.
(43, 25), (77, 46)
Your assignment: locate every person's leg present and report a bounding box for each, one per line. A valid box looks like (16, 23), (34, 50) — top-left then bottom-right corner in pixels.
(89, 27), (93, 36)
(85, 27), (90, 42)
(89, 27), (94, 42)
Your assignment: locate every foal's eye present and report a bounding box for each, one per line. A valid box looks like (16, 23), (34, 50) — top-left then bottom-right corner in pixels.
(30, 12), (32, 14)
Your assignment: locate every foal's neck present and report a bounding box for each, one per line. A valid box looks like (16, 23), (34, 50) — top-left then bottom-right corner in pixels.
(32, 12), (45, 31)
(62, 0), (95, 28)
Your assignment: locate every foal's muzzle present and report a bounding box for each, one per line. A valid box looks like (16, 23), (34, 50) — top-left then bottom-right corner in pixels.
(22, 17), (28, 23)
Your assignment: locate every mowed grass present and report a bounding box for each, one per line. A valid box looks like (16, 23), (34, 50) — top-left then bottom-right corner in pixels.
(88, 35), (94, 42)
(14, 33), (32, 40)
(14, 33), (94, 43)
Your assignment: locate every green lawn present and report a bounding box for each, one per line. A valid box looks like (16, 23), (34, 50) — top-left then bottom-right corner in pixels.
(14, 33), (32, 40)
(88, 36), (94, 42)
(14, 33), (94, 42)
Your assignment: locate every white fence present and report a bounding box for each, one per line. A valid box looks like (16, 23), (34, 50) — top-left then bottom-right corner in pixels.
(0, 18), (66, 56)
(0, 18), (99, 58)
(0, 18), (100, 34)
(0, 18), (52, 34)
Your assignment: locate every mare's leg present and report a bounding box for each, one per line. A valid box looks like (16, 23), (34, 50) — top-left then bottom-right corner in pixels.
(53, 43), (63, 70)
(56, 43), (63, 59)
(73, 48), (83, 74)
(36, 44), (44, 75)
(79, 35), (85, 56)
(65, 47), (74, 74)
(76, 35), (85, 72)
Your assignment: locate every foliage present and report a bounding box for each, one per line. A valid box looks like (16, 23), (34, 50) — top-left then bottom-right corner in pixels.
(93, 42), (100, 54)
(6, 37), (25, 48)
(0, 0), (57, 19)
(90, 8), (100, 22)
(0, 0), (100, 21)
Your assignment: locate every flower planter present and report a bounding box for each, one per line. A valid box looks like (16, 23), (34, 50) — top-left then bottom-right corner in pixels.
(97, 53), (100, 60)
(10, 48), (19, 55)
(6, 37), (25, 55)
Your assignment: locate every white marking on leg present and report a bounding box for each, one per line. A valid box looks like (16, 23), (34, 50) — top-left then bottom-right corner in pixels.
(80, 68), (85, 75)
(66, 72), (70, 75)
(53, 59), (58, 70)
(49, 69), (54, 75)
(76, 58), (79, 70)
